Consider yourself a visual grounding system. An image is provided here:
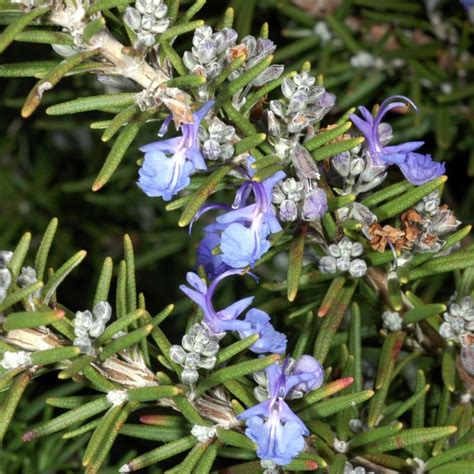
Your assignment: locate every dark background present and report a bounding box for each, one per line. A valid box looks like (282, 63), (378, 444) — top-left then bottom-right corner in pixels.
(0, 0), (473, 471)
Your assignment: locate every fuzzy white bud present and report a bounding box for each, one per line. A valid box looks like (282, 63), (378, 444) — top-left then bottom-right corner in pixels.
(107, 390), (128, 406)
(1, 350), (32, 369)
(191, 424), (216, 442)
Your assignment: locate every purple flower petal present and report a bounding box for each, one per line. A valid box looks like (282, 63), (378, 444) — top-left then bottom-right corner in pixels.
(398, 152), (445, 185)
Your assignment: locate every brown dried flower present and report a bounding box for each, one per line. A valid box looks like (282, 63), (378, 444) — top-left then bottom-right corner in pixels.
(368, 223), (406, 252)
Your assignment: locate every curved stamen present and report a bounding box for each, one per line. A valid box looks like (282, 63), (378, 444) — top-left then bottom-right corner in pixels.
(373, 96), (418, 152)
(189, 203), (232, 234)
(205, 269), (250, 319)
(233, 182), (252, 209)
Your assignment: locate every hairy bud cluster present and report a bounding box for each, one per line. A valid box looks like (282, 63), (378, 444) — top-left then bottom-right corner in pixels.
(0, 252), (42, 306)
(124, 0), (169, 49)
(319, 237), (368, 278)
(440, 296), (474, 347)
(1, 350), (32, 370)
(199, 118), (236, 161)
(382, 310), (403, 332)
(272, 178), (328, 222)
(183, 26), (238, 81)
(261, 459), (279, 474)
(169, 323), (220, 384)
(183, 27), (282, 102)
(344, 461), (371, 474)
(73, 301), (112, 354)
(17, 266), (37, 288)
(0, 251), (13, 304)
(268, 72), (335, 137)
(332, 144), (387, 195)
(412, 191), (461, 253)
(191, 424), (216, 442)
(107, 390), (128, 406)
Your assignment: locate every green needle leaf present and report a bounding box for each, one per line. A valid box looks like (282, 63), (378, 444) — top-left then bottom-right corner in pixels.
(311, 137), (365, 162)
(9, 232), (32, 279)
(46, 93), (136, 115)
(403, 303), (446, 324)
(0, 371), (31, 442)
(178, 164), (233, 227)
(304, 121), (352, 152)
(0, 6), (50, 54)
(34, 218), (58, 282)
(374, 176), (447, 221)
(299, 389), (374, 420)
(98, 324), (153, 361)
(287, 224), (307, 302)
(30, 346), (80, 366)
(42, 250), (87, 305)
(123, 435), (196, 472)
(92, 118), (143, 191)
(195, 354), (280, 397)
(3, 309), (64, 330)
(366, 426), (457, 453)
(23, 397), (111, 441)
(349, 423), (403, 448)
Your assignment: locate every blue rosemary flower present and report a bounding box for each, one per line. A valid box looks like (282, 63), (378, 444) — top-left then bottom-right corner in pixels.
(350, 96), (445, 185)
(218, 169), (286, 268)
(398, 152), (446, 186)
(137, 100), (214, 200)
(179, 270), (254, 335)
(193, 161), (285, 270)
(238, 358), (324, 466)
(239, 309), (287, 354)
(196, 224), (230, 280)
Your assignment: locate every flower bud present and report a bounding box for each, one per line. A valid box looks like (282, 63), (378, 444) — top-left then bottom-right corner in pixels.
(202, 139), (221, 160)
(349, 259), (367, 278)
(88, 321), (106, 338)
(169, 345), (186, 364)
(382, 311), (403, 332)
(319, 256), (337, 273)
(291, 355), (324, 393)
(198, 356), (216, 369)
(75, 310), (93, 329)
(350, 156), (365, 176)
(93, 301), (112, 323)
(17, 266), (37, 287)
(181, 368), (199, 385)
(1, 350), (32, 369)
(184, 352), (200, 369)
(0, 268), (12, 291)
(461, 345), (474, 376)
(0, 251), (13, 269)
(302, 188), (328, 221)
(124, 7), (141, 30)
(332, 152), (352, 177)
(337, 256), (351, 272)
(279, 200), (298, 222)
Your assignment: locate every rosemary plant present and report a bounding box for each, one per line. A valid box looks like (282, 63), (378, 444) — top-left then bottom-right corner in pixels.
(0, 1), (473, 473)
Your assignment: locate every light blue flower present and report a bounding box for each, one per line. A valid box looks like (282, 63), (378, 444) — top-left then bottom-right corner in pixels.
(238, 359), (324, 466)
(350, 96), (445, 185)
(239, 309), (287, 354)
(138, 101), (214, 200)
(398, 152), (445, 186)
(291, 355), (324, 393)
(137, 151), (195, 201)
(192, 160), (285, 271)
(196, 225), (230, 280)
(217, 168), (285, 268)
(179, 270), (254, 335)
